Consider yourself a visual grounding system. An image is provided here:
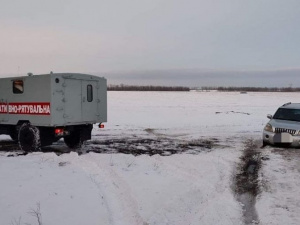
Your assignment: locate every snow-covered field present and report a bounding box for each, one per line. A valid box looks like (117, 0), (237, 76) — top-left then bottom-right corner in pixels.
(1, 91), (300, 225)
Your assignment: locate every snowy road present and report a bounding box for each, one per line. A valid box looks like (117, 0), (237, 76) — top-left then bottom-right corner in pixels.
(0, 140), (243, 225)
(1, 91), (300, 225)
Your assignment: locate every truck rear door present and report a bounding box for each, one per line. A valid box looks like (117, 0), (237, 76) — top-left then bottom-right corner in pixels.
(63, 79), (82, 122)
(82, 80), (98, 122)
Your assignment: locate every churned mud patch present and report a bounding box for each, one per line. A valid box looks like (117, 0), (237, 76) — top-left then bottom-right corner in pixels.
(0, 137), (221, 156)
(0, 140), (19, 151)
(215, 111), (250, 115)
(233, 139), (262, 225)
(0, 139), (71, 156)
(85, 137), (220, 156)
(0, 140), (28, 156)
(271, 147), (300, 160)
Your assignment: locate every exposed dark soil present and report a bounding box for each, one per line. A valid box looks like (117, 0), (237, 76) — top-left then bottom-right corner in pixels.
(271, 147), (300, 159)
(215, 111), (250, 115)
(0, 140), (28, 156)
(0, 140), (19, 150)
(0, 137), (220, 156)
(235, 140), (262, 196)
(86, 137), (219, 156)
(233, 139), (263, 225)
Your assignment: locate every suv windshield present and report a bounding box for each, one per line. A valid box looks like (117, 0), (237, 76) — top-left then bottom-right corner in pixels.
(273, 108), (300, 122)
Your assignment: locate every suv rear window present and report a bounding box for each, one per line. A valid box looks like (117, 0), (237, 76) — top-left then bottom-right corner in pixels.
(13, 80), (24, 94)
(273, 108), (300, 122)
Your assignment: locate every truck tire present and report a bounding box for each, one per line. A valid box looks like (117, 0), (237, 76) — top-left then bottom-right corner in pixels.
(64, 131), (82, 149)
(18, 123), (41, 152)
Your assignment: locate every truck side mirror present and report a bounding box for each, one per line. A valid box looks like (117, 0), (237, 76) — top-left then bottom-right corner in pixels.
(267, 114), (273, 119)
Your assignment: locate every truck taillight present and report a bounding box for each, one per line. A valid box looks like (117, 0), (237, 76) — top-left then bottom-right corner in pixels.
(55, 128), (64, 136)
(99, 123), (104, 128)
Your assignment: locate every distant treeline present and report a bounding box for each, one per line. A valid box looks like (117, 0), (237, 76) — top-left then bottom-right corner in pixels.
(199, 87), (300, 92)
(108, 85), (300, 92)
(108, 85), (190, 91)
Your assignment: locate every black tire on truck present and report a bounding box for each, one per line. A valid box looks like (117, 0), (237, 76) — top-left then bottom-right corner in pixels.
(64, 130), (82, 149)
(18, 123), (41, 152)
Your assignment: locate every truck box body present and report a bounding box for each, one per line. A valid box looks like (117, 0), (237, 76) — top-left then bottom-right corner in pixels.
(0, 73), (107, 127)
(0, 73), (107, 150)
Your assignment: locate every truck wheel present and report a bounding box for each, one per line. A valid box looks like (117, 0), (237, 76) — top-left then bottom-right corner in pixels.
(64, 131), (82, 149)
(18, 123), (41, 152)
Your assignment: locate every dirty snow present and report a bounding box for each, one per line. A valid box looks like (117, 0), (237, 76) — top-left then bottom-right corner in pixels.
(1, 91), (300, 225)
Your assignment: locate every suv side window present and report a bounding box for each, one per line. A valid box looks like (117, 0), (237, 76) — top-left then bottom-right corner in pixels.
(87, 84), (93, 102)
(13, 80), (24, 94)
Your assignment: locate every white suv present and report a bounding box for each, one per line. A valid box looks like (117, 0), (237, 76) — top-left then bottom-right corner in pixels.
(263, 102), (300, 147)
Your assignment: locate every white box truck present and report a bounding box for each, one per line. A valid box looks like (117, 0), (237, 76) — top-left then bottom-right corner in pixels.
(0, 72), (107, 151)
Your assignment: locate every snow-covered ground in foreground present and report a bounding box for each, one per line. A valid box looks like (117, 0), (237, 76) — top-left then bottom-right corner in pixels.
(1, 91), (300, 225)
(257, 148), (300, 225)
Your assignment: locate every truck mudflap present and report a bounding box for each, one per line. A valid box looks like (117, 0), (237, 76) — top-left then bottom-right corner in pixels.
(80, 124), (93, 141)
(60, 124), (93, 149)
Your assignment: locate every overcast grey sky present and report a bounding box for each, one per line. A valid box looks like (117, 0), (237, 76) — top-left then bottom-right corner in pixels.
(1, 0), (300, 80)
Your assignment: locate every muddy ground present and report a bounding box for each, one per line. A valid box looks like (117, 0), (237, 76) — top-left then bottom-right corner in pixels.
(233, 140), (264, 225)
(0, 136), (221, 156)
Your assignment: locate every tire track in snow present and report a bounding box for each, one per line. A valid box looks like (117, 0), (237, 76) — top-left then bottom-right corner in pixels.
(58, 152), (114, 225)
(88, 174), (115, 225)
(144, 154), (242, 225)
(75, 153), (147, 225)
(233, 139), (262, 225)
